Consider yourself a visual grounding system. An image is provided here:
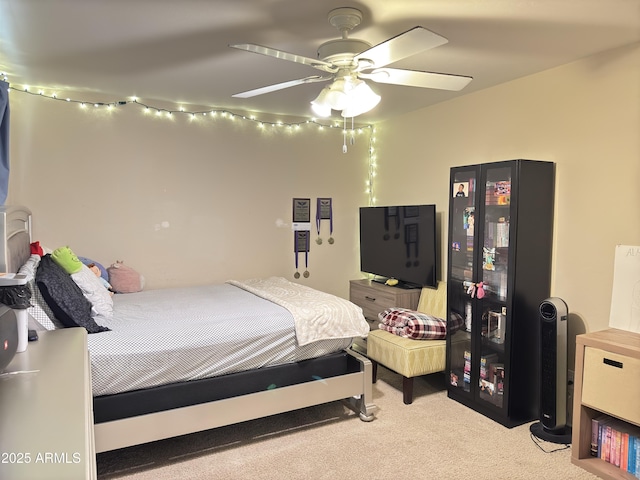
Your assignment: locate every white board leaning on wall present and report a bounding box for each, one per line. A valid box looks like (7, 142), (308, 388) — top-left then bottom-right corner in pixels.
(609, 245), (640, 334)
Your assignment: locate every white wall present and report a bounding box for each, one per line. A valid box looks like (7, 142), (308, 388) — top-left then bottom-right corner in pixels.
(8, 94), (372, 298)
(375, 41), (640, 350)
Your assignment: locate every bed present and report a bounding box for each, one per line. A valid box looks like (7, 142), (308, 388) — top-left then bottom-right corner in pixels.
(0, 206), (377, 453)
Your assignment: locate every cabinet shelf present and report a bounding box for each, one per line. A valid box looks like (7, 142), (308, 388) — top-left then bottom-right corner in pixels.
(446, 160), (555, 427)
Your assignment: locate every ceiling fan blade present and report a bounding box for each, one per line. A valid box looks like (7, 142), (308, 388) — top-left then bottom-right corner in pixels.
(363, 68), (472, 91)
(354, 27), (448, 69)
(229, 43), (336, 73)
(232, 75), (331, 98)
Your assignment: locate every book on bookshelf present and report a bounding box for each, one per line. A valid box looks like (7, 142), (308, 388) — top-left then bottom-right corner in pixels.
(592, 414), (640, 476)
(591, 415), (607, 457)
(633, 435), (639, 476)
(621, 431), (629, 472)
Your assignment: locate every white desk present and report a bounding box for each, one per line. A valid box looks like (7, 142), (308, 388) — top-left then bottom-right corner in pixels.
(0, 328), (96, 479)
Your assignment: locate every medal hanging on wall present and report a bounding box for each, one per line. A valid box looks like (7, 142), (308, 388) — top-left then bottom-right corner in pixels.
(292, 198), (311, 279)
(315, 198), (334, 245)
(294, 230), (310, 279)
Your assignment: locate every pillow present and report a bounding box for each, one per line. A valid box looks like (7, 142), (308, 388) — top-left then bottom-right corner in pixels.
(78, 256), (109, 282)
(377, 308), (463, 340)
(108, 261), (145, 293)
(51, 246), (83, 274)
(35, 254), (110, 333)
(71, 264), (114, 320)
(18, 254), (60, 330)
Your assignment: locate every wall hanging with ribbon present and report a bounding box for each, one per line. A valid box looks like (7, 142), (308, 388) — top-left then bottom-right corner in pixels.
(292, 198), (311, 279)
(294, 230), (310, 279)
(315, 197), (334, 245)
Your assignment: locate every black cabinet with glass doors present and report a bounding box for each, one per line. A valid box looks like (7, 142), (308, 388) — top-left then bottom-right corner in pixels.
(446, 159), (554, 427)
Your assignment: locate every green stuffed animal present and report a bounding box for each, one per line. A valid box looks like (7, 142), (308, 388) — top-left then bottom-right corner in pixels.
(51, 246), (83, 274)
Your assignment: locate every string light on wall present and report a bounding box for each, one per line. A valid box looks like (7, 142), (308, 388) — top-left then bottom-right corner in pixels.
(5, 81), (373, 144)
(367, 128), (377, 206)
(1, 75), (378, 203)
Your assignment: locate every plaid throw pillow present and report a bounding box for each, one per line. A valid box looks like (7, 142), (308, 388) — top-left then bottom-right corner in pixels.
(378, 308), (463, 340)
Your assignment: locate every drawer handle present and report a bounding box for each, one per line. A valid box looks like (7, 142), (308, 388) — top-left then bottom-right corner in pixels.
(364, 296), (376, 302)
(603, 358), (623, 369)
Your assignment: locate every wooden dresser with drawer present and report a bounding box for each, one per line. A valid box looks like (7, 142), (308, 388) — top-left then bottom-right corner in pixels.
(349, 279), (421, 353)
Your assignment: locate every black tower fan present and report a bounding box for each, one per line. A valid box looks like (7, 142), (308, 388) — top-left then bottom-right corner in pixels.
(530, 297), (572, 443)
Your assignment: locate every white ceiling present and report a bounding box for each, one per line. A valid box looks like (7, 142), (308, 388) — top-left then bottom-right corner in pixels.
(1, 0), (639, 123)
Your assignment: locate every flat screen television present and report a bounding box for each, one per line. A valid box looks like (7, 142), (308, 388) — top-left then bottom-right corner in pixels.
(359, 204), (437, 288)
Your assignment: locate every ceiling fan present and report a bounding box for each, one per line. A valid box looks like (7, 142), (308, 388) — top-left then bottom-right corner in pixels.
(229, 7), (472, 118)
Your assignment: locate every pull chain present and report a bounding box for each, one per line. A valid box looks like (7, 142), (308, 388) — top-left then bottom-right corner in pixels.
(351, 117), (355, 145)
(343, 116), (348, 153)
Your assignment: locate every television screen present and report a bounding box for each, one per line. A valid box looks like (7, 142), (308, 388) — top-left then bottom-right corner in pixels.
(359, 204), (437, 288)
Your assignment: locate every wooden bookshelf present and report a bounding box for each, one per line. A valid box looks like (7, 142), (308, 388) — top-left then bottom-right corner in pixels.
(571, 328), (640, 479)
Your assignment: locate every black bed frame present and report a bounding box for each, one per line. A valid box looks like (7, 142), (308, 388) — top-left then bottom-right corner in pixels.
(94, 350), (362, 423)
(93, 348), (377, 452)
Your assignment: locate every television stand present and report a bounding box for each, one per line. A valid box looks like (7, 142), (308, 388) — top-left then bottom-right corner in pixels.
(349, 279), (422, 354)
(352, 279), (421, 321)
(370, 277), (423, 290)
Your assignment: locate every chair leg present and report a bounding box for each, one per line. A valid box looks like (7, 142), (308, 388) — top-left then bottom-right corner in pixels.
(371, 360), (378, 383)
(402, 376), (414, 405)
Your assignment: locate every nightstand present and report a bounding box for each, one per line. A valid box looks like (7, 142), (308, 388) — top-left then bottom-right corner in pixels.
(349, 279), (421, 353)
(0, 328), (96, 480)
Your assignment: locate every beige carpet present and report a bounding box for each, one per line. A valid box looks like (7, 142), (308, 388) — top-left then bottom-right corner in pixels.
(96, 366), (598, 480)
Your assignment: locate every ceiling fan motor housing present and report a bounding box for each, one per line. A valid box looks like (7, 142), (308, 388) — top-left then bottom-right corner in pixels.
(318, 8), (370, 67)
(317, 39), (371, 65)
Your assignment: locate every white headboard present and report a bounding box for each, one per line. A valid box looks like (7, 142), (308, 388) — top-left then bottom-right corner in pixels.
(0, 206), (32, 273)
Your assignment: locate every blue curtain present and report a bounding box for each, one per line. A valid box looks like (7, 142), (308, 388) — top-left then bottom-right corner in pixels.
(0, 80), (9, 205)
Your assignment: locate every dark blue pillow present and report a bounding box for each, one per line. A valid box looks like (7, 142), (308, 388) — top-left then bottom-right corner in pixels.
(35, 254), (110, 334)
(78, 256), (108, 282)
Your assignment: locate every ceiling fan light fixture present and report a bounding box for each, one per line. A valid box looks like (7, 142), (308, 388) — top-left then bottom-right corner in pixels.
(325, 78), (350, 110)
(311, 102), (332, 117)
(341, 80), (380, 117)
(310, 76), (380, 118)
(310, 87), (332, 117)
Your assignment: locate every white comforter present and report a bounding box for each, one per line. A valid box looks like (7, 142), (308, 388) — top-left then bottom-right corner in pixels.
(227, 277), (369, 346)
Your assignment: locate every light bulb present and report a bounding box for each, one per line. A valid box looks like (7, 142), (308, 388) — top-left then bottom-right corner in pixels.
(341, 81), (380, 117)
(311, 101), (331, 117)
(311, 86), (332, 117)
